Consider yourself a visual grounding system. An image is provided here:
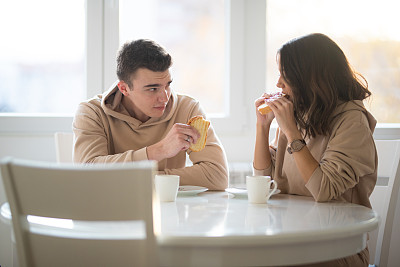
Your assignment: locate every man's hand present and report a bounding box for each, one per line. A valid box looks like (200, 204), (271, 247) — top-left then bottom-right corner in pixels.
(147, 123), (200, 161)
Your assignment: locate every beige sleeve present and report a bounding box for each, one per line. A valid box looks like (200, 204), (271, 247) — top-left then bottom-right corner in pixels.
(305, 121), (376, 202)
(73, 102), (147, 163)
(252, 164), (272, 176)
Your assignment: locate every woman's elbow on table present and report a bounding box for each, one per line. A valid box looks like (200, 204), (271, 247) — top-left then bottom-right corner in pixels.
(305, 168), (338, 202)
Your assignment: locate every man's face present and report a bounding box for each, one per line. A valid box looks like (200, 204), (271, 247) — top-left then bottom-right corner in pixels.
(119, 68), (172, 122)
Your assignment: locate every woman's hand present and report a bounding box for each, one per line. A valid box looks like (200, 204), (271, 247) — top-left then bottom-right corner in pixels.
(254, 93), (275, 127)
(267, 96), (301, 142)
(254, 93), (275, 171)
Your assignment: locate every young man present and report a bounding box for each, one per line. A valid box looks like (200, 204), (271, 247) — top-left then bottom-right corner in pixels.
(73, 39), (228, 190)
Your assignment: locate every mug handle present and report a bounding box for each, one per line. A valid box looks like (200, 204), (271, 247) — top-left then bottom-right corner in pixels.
(265, 180), (278, 200)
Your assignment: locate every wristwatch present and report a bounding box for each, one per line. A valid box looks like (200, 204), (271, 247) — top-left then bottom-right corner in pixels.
(287, 139), (306, 154)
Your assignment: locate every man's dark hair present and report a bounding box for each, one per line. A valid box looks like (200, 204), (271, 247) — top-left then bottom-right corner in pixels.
(116, 39), (172, 87)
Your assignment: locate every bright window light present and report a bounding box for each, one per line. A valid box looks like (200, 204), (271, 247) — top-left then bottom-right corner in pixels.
(266, 0), (400, 123)
(119, 0), (225, 116)
(0, 0), (85, 114)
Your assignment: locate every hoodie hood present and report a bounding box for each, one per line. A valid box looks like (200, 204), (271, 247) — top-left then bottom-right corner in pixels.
(332, 100), (377, 132)
(99, 81), (178, 127)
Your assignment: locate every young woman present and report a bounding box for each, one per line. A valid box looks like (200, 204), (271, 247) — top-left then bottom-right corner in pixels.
(253, 33), (377, 266)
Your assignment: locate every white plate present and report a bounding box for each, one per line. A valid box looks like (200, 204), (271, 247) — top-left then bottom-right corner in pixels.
(225, 188), (281, 197)
(178, 186), (208, 196)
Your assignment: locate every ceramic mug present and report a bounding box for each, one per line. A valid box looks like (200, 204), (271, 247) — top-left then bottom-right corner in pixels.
(155, 175), (180, 202)
(246, 176), (277, 204)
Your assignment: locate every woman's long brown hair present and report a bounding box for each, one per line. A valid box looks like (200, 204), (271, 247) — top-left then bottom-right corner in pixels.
(278, 33), (371, 138)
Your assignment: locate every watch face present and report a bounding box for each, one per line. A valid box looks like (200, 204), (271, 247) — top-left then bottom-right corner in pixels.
(288, 139), (306, 154)
(292, 140), (305, 150)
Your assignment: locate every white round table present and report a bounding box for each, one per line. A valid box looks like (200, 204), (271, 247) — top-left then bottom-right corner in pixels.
(1, 191), (379, 266)
(157, 191), (378, 266)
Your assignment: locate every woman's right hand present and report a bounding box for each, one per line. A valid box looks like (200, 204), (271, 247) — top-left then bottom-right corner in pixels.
(254, 93), (274, 171)
(255, 93), (275, 127)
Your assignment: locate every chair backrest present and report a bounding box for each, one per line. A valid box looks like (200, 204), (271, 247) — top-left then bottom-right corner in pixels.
(369, 140), (400, 266)
(54, 132), (74, 163)
(0, 157), (158, 267)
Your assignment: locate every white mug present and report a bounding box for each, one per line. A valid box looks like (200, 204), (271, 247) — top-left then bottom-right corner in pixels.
(246, 176), (277, 204)
(155, 175), (180, 202)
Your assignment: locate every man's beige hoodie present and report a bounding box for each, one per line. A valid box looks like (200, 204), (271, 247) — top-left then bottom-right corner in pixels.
(73, 83), (228, 190)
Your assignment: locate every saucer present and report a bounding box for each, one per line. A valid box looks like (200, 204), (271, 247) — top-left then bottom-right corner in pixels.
(225, 188), (280, 197)
(178, 186), (208, 196)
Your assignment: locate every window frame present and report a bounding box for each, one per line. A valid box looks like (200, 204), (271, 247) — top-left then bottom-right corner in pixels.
(211, 0), (267, 135)
(86, 0), (119, 98)
(0, 0), (399, 152)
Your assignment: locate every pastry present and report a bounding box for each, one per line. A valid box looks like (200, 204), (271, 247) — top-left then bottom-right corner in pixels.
(257, 92), (286, 115)
(187, 116), (210, 152)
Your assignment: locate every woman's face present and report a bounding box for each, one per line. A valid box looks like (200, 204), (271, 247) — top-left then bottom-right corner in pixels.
(276, 54), (293, 98)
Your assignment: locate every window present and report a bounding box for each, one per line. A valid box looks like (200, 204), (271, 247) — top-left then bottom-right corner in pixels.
(0, 0), (399, 164)
(266, 0), (400, 123)
(119, 0), (225, 116)
(0, 0), (85, 114)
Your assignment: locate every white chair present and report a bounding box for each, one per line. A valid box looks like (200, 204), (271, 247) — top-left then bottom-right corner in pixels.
(369, 140), (400, 267)
(0, 157), (158, 267)
(54, 132), (74, 163)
